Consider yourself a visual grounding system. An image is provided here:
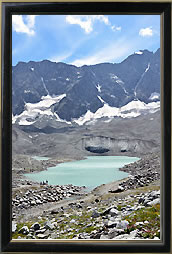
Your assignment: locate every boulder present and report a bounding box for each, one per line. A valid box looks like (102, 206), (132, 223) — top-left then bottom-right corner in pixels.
(31, 222), (40, 231)
(116, 220), (129, 230)
(18, 226), (29, 235)
(37, 233), (48, 239)
(146, 198), (160, 207)
(109, 208), (118, 217)
(12, 221), (17, 233)
(44, 221), (54, 230)
(91, 210), (100, 218)
(108, 228), (124, 238)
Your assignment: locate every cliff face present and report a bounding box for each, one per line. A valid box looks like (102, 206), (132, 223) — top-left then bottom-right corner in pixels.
(82, 136), (158, 155)
(12, 49), (160, 123)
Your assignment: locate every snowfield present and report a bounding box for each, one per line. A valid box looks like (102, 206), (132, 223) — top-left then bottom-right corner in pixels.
(74, 100), (160, 125)
(12, 94), (66, 125)
(12, 95), (160, 126)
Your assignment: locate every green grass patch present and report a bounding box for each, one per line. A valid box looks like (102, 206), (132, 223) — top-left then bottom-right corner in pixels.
(124, 204), (160, 238)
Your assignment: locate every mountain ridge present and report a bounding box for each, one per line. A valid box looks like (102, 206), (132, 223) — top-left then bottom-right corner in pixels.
(12, 48), (160, 125)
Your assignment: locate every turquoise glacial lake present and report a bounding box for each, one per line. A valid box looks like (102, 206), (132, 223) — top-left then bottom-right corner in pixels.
(26, 156), (139, 190)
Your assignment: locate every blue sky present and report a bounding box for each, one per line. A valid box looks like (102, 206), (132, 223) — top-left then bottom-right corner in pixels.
(12, 15), (160, 67)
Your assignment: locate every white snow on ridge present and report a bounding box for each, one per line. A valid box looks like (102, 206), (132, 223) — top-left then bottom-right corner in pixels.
(54, 112), (71, 125)
(12, 94), (66, 125)
(74, 111), (95, 125)
(97, 96), (105, 104)
(13, 96), (160, 126)
(149, 92), (160, 100)
(121, 100), (146, 111)
(18, 119), (36, 125)
(26, 94), (66, 109)
(135, 51), (143, 55)
(73, 100), (160, 125)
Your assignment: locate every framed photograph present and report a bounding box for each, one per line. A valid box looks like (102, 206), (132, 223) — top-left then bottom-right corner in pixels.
(1, 1), (171, 253)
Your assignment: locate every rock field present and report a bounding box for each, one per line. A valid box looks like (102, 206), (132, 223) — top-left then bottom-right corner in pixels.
(12, 189), (160, 240)
(12, 153), (161, 240)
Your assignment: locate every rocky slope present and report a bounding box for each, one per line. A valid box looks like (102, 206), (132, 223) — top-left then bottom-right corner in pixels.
(12, 49), (160, 124)
(12, 110), (160, 158)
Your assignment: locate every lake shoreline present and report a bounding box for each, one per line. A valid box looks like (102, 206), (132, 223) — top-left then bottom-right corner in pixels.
(12, 152), (160, 240)
(24, 156), (139, 188)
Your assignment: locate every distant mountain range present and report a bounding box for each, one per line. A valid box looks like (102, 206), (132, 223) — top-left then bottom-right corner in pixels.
(12, 48), (160, 126)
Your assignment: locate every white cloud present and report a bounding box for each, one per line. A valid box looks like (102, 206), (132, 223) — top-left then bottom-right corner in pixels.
(49, 52), (73, 63)
(66, 15), (110, 34)
(70, 38), (135, 66)
(139, 27), (153, 37)
(111, 25), (121, 32)
(12, 15), (37, 36)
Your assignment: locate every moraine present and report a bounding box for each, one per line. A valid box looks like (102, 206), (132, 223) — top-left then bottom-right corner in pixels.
(25, 156), (139, 190)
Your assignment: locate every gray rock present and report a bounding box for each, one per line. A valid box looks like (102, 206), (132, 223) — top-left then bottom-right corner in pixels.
(109, 208), (118, 217)
(31, 222), (40, 231)
(30, 200), (36, 206)
(18, 226), (29, 235)
(107, 220), (117, 228)
(113, 230), (139, 239)
(91, 210), (100, 218)
(70, 219), (76, 224)
(135, 222), (144, 226)
(37, 233), (48, 239)
(147, 198), (160, 206)
(35, 228), (47, 234)
(108, 228), (124, 238)
(100, 234), (109, 240)
(116, 220), (129, 230)
(36, 199), (42, 205)
(44, 221), (54, 230)
(12, 221), (17, 233)
(101, 205), (116, 216)
(87, 206), (92, 210)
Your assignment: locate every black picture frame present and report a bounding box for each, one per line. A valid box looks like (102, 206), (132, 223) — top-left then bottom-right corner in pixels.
(1, 1), (171, 253)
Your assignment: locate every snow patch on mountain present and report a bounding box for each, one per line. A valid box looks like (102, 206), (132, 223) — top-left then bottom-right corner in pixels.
(134, 63), (150, 97)
(96, 84), (101, 92)
(97, 96), (105, 104)
(18, 119), (36, 125)
(12, 94), (66, 125)
(149, 92), (160, 100)
(73, 100), (160, 125)
(145, 63), (150, 73)
(24, 90), (31, 93)
(27, 94), (66, 109)
(54, 112), (71, 125)
(110, 74), (118, 80)
(135, 51), (143, 55)
(41, 77), (49, 95)
(116, 79), (124, 85)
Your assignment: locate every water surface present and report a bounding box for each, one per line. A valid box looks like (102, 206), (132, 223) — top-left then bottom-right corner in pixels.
(26, 156), (139, 190)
